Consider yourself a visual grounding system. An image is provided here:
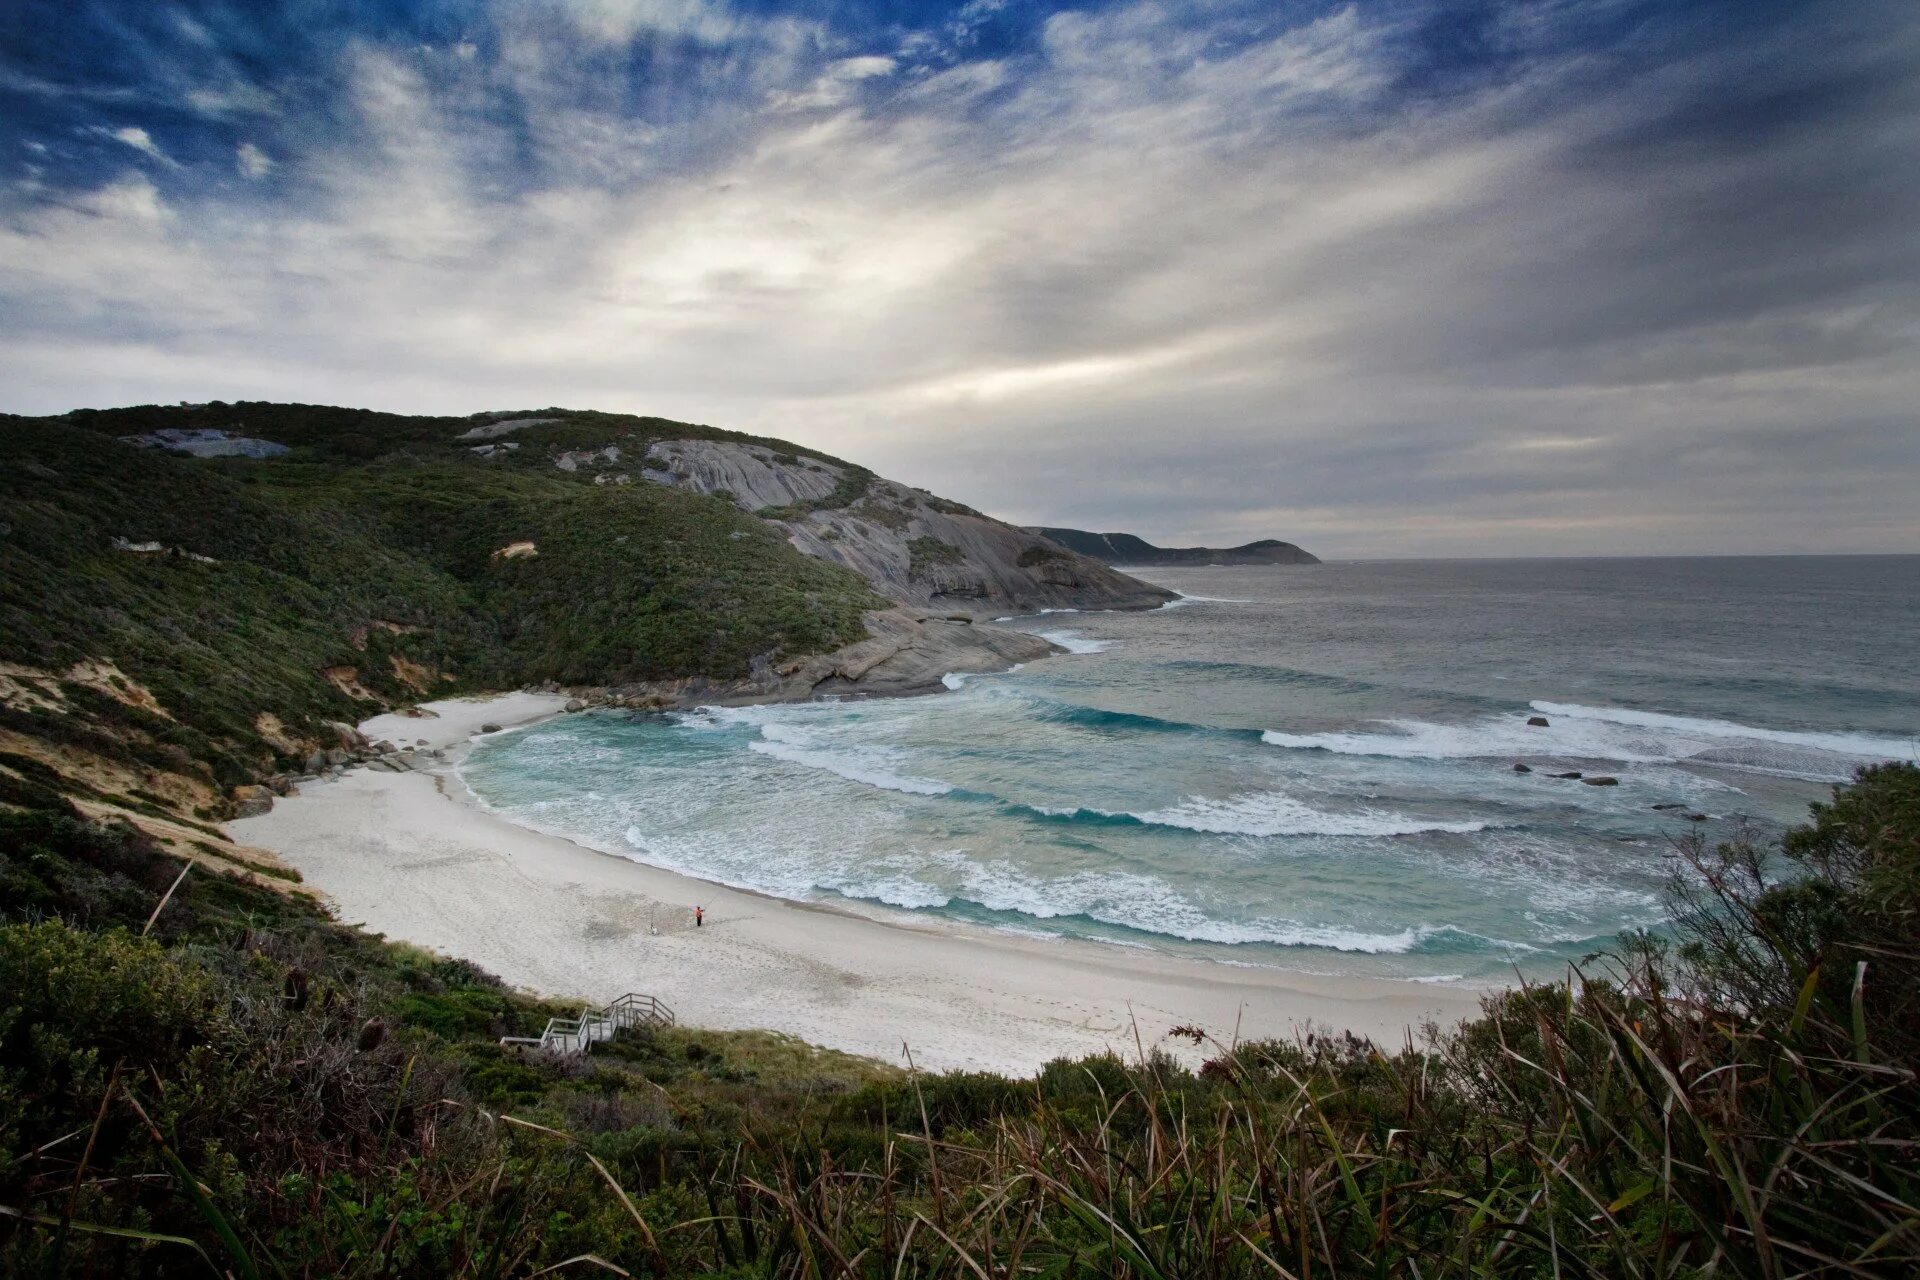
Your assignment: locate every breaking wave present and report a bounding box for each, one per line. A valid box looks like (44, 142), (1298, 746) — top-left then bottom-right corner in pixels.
(1039, 629), (1113, 654)
(1023, 792), (1491, 838)
(1262, 700), (1915, 781)
(747, 724), (953, 796)
(831, 858), (1541, 954)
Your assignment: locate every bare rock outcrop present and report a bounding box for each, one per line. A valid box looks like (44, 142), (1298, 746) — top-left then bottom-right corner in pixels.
(640, 440), (1174, 616)
(586, 608), (1059, 708)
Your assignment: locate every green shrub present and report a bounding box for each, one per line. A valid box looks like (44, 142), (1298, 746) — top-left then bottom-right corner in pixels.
(907, 535), (965, 577)
(1017, 543), (1069, 567)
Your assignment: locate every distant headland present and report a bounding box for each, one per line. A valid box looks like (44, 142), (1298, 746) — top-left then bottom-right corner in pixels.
(1032, 527), (1320, 567)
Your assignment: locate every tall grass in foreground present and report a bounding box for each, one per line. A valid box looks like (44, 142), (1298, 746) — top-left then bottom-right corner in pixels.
(3, 765), (1916, 1277)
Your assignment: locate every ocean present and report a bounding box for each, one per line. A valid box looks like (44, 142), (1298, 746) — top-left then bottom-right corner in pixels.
(459, 556), (1920, 986)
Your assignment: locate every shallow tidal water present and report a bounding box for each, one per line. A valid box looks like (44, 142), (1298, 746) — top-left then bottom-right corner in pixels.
(462, 556), (1920, 986)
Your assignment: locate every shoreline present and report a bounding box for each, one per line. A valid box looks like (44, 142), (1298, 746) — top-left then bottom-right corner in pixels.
(232, 692), (1485, 1074)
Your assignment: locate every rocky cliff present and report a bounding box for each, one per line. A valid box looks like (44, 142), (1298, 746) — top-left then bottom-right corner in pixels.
(639, 440), (1175, 615)
(1031, 528), (1320, 567)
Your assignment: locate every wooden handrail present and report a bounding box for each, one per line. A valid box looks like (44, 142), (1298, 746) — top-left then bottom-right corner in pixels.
(499, 992), (675, 1054)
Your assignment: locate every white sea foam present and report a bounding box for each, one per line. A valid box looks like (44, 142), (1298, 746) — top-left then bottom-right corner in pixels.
(941, 671), (969, 690)
(1040, 629), (1113, 654)
(1529, 701), (1917, 761)
(749, 724), (953, 796)
(1128, 791), (1491, 837)
(950, 862), (1447, 952)
(1261, 701), (1916, 781)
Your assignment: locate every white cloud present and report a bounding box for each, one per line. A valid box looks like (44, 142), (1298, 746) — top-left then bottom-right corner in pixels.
(560, 0), (745, 47)
(235, 142), (274, 179)
(766, 55), (897, 112)
(185, 81), (278, 117)
(101, 126), (178, 167)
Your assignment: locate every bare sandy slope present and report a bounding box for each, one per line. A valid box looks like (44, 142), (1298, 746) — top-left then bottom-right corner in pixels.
(232, 694), (1484, 1074)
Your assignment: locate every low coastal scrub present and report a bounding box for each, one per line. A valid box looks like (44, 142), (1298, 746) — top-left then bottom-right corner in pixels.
(907, 536), (967, 578)
(2, 765), (1916, 1276)
(755, 464), (877, 521)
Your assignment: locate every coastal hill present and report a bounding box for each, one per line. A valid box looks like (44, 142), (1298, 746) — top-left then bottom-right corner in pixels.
(1034, 526), (1320, 566)
(0, 401), (1167, 844)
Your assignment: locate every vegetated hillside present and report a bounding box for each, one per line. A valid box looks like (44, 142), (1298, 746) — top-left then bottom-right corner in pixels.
(1034, 526), (1320, 566)
(0, 402), (1160, 835)
(2, 759), (1914, 1276)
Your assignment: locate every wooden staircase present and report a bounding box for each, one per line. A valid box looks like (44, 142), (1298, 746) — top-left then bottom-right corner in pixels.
(499, 992), (675, 1054)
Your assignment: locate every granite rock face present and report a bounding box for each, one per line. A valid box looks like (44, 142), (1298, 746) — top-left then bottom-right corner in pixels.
(118, 428), (290, 459)
(456, 417), (560, 441)
(642, 440), (1175, 616)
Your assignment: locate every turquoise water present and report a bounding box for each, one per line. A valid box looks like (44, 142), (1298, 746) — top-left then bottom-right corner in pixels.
(461, 557), (1920, 985)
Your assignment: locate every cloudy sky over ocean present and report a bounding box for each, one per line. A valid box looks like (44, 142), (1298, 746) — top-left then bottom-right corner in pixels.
(3, 1), (1916, 556)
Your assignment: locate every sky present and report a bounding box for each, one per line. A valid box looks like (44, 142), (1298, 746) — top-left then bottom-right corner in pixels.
(2, 0), (1917, 557)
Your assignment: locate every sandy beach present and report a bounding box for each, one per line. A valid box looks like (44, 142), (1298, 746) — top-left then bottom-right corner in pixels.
(231, 693), (1485, 1074)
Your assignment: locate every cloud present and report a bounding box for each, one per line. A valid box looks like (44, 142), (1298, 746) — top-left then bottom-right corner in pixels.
(767, 55), (897, 112)
(560, 0), (747, 47)
(99, 125), (178, 167)
(235, 142), (273, 178)
(1, 0), (1915, 556)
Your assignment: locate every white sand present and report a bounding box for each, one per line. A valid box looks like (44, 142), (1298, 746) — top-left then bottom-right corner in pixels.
(232, 694), (1485, 1075)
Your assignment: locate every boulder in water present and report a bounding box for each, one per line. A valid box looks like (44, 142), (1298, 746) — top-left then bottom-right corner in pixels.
(1582, 776), (1620, 786)
(1512, 762), (1532, 773)
(1527, 715), (1550, 727)
(1553, 771), (1583, 780)
(480, 722), (502, 734)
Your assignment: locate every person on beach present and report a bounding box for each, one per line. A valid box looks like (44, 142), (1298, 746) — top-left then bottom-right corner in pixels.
(694, 906), (703, 928)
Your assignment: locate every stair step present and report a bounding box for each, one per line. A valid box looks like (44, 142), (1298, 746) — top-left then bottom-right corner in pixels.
(501, 992), (676, 1054)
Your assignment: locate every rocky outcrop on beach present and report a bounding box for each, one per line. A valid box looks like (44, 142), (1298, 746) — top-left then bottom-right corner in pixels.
(555, 607), (1058, 708)
(1031, 527), (1319, 566)
(641, 440), (1175, 616)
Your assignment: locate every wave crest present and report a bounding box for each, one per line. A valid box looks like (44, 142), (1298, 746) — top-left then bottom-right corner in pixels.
(748, 725), (953, 796)
(1021, 792), (1490, 838)
(1039, 629), (1112, 654)
(1262, 701), (1915, 781)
